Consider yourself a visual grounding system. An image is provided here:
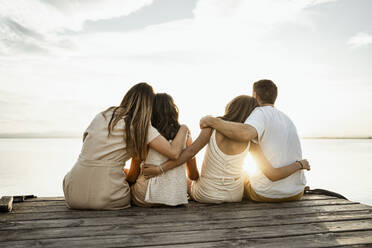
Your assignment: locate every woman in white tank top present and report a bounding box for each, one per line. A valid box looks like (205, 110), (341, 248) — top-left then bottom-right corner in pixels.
(143, 95), (310, 204)
(129, 93), (199, 206)
(189, 129), (249, 203)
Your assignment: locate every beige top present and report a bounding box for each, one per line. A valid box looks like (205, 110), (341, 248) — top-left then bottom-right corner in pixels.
(63, 109), (160, 210)
(190, 130), (250, 203)
(144, 143), (188, 206)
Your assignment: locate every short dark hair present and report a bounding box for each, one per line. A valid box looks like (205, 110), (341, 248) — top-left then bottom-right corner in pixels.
(253, 79), (277, 104)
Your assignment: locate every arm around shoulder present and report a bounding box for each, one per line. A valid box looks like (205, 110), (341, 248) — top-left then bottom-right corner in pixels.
(250, 143), (310, 182)
(143, 128), (212, 179)
(148, 125), (189, 160)
(200, 116), (257, 142)
(162, 128), (212, 172)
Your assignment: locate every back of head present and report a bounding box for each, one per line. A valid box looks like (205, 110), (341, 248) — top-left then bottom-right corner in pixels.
(106, 82), (155, 160)
(221, 95), (259, 123)
(253, 79), (278, 105)
(151, 93), (180, 141)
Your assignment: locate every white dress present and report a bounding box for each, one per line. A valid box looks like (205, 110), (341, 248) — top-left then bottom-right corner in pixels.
(190, 130), (250, 204)
(144, 143), (188, 206)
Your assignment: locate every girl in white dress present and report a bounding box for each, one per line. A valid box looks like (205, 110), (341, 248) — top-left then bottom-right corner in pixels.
(143, 95), (310, 204)
(63, 83), (189, 210)
(129, 93), (199, 206)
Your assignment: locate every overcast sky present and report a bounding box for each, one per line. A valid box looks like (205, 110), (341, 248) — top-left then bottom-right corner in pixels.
(0, 0), (371, 138)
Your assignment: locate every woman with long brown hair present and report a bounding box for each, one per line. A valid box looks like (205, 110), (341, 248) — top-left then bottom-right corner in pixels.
(63, 83), (189, 210)
(128, 93), (199, 207)
(143, 95), (310, 204)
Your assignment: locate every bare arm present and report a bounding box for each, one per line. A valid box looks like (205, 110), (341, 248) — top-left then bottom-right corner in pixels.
(200, 116), (257, 143)
(250, 143), (310, 182)
(125, 158), (141, 185)
(148, 125), (189, 160)
(185, 135), (199, 181)
(143, 128), (212, 179)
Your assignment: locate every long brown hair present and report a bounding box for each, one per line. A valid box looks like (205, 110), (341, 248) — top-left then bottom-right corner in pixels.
(220, 95), (259, 123)
(105, 82), (155, 160)
(151, 93), (180, 141)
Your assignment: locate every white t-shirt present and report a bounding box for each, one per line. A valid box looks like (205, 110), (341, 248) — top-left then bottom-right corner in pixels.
(245, 106), (306, 198)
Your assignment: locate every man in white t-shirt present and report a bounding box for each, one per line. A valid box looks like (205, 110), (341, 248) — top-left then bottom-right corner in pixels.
(200, 79), (307, 202)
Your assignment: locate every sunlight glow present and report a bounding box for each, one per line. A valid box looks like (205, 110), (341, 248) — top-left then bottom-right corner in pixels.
(242, 154), (258, 177)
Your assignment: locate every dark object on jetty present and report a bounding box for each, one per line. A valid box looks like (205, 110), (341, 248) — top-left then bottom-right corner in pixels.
(1, 194), (372, 247)
(305, 186), (348, 200)
(12, 195), (37, 203)
(0, 195), (37, 212)
(0, 196), (13, 212)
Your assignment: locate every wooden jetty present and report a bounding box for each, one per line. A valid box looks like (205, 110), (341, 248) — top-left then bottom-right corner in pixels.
(1, 194), (372, 247)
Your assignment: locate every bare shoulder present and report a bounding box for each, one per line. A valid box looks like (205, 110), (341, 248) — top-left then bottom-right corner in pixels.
(216, 130), (249, 155)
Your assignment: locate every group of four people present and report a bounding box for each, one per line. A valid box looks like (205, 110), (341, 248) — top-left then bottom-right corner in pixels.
(63, 80), (310, 210)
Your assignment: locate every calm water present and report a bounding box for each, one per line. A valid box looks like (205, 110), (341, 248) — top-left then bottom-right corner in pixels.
(0, 138), (371, 206)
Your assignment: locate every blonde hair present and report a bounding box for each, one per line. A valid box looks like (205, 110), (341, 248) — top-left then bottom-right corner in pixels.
(105, 82), (155, 160)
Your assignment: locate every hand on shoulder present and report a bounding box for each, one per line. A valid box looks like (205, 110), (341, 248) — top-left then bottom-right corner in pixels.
(180, 124), (190, 133)
(199, 115), (215, 129)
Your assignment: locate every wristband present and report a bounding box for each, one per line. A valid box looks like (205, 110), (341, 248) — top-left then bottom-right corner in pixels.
(296, 160), (304, 169)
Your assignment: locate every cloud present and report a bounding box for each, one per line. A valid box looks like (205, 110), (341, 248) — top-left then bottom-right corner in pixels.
(0, 0), (343, 57)
(0, 0), (153, 55)
(193, 0), (340, 25)
(69, 0), (330, 54)
(348, 32), (372, 48)
(0, 0), (153, 32)
(2, 0), (370, 137)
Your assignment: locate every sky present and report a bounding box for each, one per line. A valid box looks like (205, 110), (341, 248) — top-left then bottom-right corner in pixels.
(0, 0), (371, 138)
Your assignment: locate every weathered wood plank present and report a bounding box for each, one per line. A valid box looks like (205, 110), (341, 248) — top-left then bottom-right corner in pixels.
(0, 194), (370, 248)
(1, 220), (372, 247)
(23, 197), (64, 202)
(2, 208), (371, 231)
(8, 198), (356, 214)
(0, 204), (371, 222)
(1, 202), (370, 223)
(12, 194), (336, 206)
(8, 194), (337, 209)
(146, 230), (372, 248)
(1, 210), (372, 241)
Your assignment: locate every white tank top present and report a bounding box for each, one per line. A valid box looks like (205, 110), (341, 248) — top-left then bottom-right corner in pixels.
(201, 130), (250, 182)
(190, 130), (250, 203)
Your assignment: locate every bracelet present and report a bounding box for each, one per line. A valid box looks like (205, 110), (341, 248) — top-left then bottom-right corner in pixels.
(296, 160), (304, 169)
(159, 165), (165, 174)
